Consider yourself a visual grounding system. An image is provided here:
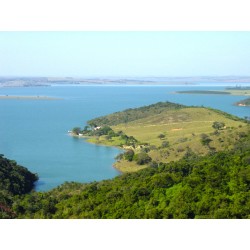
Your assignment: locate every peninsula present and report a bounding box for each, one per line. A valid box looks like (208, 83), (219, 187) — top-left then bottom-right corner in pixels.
(71, 101), (249, 173)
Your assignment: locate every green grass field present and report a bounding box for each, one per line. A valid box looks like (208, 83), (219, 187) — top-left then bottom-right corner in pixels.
(111, 108), (248, 171)
(112, 108), (245, 145)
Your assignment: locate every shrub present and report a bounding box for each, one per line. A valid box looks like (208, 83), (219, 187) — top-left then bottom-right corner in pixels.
(123, 150), (135, 162)
(161, 141), (170, 148)
(200, 134), (212, 146)
(133, 152), (152, 165)
(212, 121), (225, 130)
(158, 134), (165, 140)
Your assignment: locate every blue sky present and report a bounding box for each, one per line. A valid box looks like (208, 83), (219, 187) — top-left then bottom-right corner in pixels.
(1, 32), (250, 77)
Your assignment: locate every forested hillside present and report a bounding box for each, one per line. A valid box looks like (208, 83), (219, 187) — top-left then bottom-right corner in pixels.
(0, 155), (38, 218)
(87, 101), (186, 126)
(12, 132), (250, 219)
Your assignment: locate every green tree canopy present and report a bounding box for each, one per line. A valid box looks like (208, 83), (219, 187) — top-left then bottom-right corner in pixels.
(72, 127), (82, 135)
(212, 121), (225, 130)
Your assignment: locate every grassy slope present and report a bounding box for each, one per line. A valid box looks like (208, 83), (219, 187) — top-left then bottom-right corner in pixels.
(113, 107), (244, 146)
(112, 107), (248, 171)
(86, 103), (249, 172)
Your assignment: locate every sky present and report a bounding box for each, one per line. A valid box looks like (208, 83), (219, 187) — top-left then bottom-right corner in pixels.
(1, 31), (250, 77)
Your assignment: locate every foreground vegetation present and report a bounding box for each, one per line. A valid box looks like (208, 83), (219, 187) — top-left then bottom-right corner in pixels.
(3, 132), (250, 219)
(0, 155), (38, 218)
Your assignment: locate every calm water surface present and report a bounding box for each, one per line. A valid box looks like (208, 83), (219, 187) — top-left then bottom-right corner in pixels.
(0, 84), (249, 191)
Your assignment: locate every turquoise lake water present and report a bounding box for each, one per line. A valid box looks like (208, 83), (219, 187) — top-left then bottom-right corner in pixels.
(0, 84), (249, 191)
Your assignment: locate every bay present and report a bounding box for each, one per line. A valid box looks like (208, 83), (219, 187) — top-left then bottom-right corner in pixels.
(0, 84), (249, 191)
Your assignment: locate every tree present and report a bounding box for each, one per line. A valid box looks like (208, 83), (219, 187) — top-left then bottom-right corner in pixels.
(123, 150), (135, 161)
(108, 130), (116, 137)
(94, 126), (112, 136)
(72, 127), (81, 135)
(212, 121), (225, 130)
(158, 134), (165, 140)
(134, 152), (152, 165)
(200, 133), (212, 146)
(87, 121), (97, 128)
(83, 125), (90, 131)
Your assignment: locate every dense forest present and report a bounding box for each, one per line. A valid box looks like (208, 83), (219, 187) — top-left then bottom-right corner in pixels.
(0, 155), (38, 218)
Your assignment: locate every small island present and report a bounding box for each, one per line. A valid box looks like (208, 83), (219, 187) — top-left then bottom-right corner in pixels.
(175, 89), (250, 95)
(175, 90), (230, 95)
(0, 95), (62, 100)
(235, 97), (250, 106)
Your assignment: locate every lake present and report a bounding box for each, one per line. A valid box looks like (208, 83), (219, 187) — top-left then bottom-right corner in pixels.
(0, 84), (249, 191)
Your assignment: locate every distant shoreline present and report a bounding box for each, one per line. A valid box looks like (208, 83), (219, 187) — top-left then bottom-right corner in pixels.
(0, 95), (62, 100)
(0, 82), (197, 88)
(175, 89), (250, 96)
(235, 97), (250, 107)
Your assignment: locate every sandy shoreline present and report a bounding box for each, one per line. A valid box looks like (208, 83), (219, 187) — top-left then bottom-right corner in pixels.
(0, 95), (62, 100)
